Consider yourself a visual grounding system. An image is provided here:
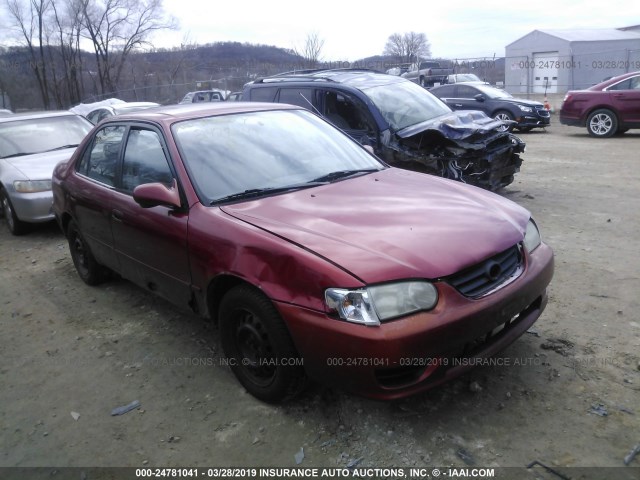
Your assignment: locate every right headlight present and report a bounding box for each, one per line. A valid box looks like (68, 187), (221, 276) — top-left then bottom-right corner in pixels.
(524, 219), (542, 253)
(325, 281), (438, 326)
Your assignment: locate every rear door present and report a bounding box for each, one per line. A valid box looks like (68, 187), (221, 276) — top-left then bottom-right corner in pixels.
(71, 124), (126, 270)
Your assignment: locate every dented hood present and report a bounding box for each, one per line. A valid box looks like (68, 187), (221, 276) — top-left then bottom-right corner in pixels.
(396, 110), (506, 141)
(221, 168), (530, 284)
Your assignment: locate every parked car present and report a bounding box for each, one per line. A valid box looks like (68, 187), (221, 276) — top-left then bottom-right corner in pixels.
(52, 103), (554, 402)
(559, 71), (640, 137)
(241, 69), (525, 191)
(0, 111), (93, 234)
(82, 101), (160, 125)
(430, 83), (550, 132)
(226, 92), (242, 102)
(445, 73), (488, 85)
(179, 90), (225, 104)
(401, 61), (454, 87)
(385, 64), (411, 76)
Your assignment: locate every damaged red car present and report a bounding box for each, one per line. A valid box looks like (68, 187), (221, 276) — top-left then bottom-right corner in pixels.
(242, 69), (526, 191)
(52, 103), (554, 402)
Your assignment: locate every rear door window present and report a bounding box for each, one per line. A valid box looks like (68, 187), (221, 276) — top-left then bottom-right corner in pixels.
(77, 125), (126, 187)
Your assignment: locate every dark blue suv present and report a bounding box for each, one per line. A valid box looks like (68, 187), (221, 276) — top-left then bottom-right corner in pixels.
(242, 69), (526, 191)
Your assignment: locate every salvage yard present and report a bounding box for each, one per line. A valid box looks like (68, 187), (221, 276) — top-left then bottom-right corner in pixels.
(1, 123), (639, 475)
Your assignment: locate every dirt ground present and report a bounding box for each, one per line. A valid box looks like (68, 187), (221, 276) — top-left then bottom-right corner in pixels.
(1, 122), (639, 477)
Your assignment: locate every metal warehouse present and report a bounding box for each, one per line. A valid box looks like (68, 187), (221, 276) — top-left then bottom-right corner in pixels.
(504, 28), (640, 95)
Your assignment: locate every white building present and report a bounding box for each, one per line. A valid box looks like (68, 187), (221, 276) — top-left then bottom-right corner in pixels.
(505, 28), (640, 94)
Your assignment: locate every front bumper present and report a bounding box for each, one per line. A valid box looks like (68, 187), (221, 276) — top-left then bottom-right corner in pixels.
(278, 242), (554, 400)
(7, 190), (55, 223)
(517, 114), (551, 129)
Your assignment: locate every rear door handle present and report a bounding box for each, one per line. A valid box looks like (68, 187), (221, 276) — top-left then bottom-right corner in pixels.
(454, 104), (463, 108)
(112, 209), (124, 222)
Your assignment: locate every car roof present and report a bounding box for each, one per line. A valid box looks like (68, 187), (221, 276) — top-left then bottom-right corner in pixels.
(104, 102), (301, 124)
(0, 110), (81, 124)
(254, 69), (406, 89)
(590, 70), (640, 90)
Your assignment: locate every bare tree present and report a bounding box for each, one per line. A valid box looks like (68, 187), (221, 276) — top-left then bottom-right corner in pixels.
(50, 0), (85, 106)
(294, 31), (325, 69)
(384, 31), (431, 63)
(4, 0), (53, 108)
(78, 0), (177, 95)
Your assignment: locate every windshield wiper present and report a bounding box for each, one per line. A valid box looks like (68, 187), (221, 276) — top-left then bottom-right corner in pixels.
(45, 144), (80, 152)
(211, 181), (327, 205)
(311, 168), (379, 183)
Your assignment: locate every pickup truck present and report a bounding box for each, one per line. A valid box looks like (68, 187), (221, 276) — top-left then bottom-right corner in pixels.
(401, 61), (454, 87)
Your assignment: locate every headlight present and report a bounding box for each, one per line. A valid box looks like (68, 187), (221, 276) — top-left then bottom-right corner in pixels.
(13, 180), (52, 193)
(325, 281), (438, 326)
(524, 219), (541, 253)
(518, 105), (533, 113)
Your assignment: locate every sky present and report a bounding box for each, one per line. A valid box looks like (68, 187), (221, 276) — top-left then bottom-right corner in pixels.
(157, 0), (640, 61)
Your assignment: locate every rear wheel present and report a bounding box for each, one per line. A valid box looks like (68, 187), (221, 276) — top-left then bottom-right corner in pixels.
(587, 109), (617, 138)
(219, 284), (306, 403)
(67, 220), (109, 285)
(1, 187), (29, 235)
(494, 111), (514, 132)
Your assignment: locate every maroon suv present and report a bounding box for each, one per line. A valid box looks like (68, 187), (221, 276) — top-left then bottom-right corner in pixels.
(52, 103), (554, 402)
(560, 71), (640, 137)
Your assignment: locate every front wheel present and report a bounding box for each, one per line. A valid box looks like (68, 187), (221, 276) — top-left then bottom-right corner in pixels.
(494, 111), (515, 132)
(67, 220), (109, 285)
(219, 285), (306, 403)
(587, 109), (617, 138)
(1, 187), (29, 235)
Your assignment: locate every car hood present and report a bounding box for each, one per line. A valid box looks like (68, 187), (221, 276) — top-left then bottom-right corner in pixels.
(396, 110), (506, 141)
(509, 98), (544, 107)
(2, 149), (76, 180)
(221, 168), (530, 284)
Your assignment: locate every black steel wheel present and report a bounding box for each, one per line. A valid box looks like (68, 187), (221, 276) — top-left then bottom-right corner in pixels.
(219, 284), (306, 402)
(1, 187), (29, 235)
(67, 220), (108, 285)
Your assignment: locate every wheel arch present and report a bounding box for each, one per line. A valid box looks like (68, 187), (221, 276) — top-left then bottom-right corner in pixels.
(582, 105), (620, 125)
(205, 274), (255, 324)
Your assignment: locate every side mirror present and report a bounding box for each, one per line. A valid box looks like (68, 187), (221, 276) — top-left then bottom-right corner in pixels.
(474, 94), (485, 102)
(133, 179), (181, 209)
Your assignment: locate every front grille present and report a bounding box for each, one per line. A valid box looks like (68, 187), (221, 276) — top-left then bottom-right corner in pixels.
(445, 245), (522, 298)
(535, 106), (551, 118)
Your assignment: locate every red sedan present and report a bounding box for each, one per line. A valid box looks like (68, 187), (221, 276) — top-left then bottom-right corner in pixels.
(560, 71), (640, 137)
(53, 103), (554, 402)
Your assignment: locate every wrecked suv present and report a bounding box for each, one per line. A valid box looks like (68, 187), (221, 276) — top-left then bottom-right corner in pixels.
(241, 70), (525, 191)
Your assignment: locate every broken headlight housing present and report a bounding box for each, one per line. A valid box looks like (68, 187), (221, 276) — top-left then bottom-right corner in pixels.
(524, 219), (541, 253)
(325, 281), (438, 326)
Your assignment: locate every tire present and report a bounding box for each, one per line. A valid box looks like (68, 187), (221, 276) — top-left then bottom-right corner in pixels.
(66, 220), (108, 285)
(420, 77), (427, 88)
(493, 111), (514, 132)
(219, 284), (306, 403)
(587, 109), (617, 138)
(1, 187), (29, 235)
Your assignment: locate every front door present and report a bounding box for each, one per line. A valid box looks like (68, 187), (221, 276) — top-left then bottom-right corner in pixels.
(110, 126), (192, 308)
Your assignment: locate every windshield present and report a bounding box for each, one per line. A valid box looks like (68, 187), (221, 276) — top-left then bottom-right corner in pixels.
(364, 81), (451, 131)
(476, 85), (513, 99)
(172, 109), (385, 204)
(0, 115), (92, 159)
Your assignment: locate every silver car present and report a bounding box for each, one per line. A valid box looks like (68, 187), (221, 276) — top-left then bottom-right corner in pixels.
(0, 111), (93, 235)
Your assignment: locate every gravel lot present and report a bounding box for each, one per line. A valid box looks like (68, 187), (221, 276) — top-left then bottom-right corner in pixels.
(1, 122), (639, 477)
